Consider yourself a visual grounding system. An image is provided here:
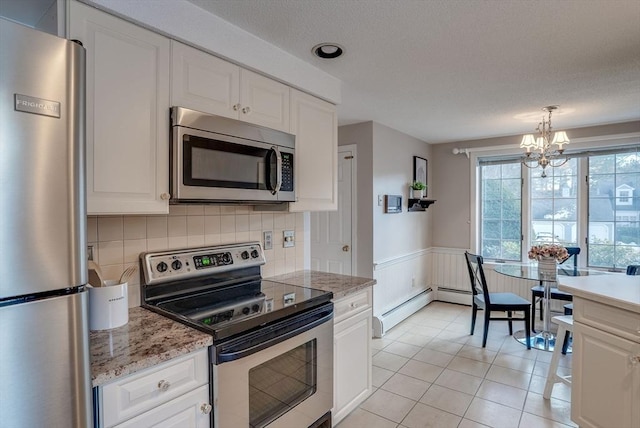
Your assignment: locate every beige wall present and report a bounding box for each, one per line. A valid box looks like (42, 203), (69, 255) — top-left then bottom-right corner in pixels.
(431, 120), (640, 249)
(89, 205), (306, 307)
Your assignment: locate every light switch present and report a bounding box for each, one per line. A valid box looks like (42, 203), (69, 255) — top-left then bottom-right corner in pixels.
(283, 230), (295, 248)
(263, 231), (273, 250)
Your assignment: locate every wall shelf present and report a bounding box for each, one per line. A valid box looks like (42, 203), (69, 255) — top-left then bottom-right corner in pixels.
(408, 198), (436, 211)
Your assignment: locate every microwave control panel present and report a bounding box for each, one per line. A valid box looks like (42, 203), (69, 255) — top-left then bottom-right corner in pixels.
(281, 152), (293, 192)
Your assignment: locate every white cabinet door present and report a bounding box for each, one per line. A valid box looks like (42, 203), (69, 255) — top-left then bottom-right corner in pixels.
(239, 69), (289, 132)
(114, 385), (211, 428)
(170, 41), (240, 118)
(289, 89), (338, 212)
(171, 42), (289, 132)
(572, 322), (640, 428)
(69, 1), (170, 214)
(333, 307), (372, 425)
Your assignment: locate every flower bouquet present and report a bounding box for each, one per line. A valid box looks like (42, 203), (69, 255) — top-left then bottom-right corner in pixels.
(528, 244), (568, 280)
(527, 244), (569, 262)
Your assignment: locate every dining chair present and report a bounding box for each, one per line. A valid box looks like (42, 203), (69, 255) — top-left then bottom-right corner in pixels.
(530, 247), (580, 329)
(465, 252), (531, 349)
(626, 265), (640, 275)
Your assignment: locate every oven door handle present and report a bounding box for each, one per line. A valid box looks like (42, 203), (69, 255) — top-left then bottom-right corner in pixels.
(216, 308), (332, 363)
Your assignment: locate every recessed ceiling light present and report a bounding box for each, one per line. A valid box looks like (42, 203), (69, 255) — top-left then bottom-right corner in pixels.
(312, 43), (344, 59)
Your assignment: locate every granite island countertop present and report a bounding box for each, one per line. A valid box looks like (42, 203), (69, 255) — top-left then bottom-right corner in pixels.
(90, 307), (212, 387)
(268, 270), (376, 299)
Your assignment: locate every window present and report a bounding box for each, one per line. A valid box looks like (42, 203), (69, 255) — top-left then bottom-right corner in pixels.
(477, 145), (640, 269)
(588, 152), (640, 268)
(479, 162), (521, 261)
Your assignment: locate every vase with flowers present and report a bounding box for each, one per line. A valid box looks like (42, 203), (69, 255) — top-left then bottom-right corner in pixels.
(528, 244), (568, 280)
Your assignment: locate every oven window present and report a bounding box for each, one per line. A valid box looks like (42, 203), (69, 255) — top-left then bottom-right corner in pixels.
(249, 339), (317, 428)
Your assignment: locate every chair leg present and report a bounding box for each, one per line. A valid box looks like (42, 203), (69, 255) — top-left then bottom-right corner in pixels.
(524, 310), (531, 349)
(539, 299), (543, 321)
(561, 331), (571, 355)
(531, 297), (538, 333)
(507, 310), (513, 335)
(544, 323), (568, 399)
(470, 303), (477, 335)
(482, 310), (490, 347)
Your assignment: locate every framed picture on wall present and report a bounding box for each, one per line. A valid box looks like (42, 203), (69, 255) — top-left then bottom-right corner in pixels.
(413, 156), (428, 197)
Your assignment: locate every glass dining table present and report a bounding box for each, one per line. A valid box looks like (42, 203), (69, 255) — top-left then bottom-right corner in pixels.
(494, 263), (605, 351)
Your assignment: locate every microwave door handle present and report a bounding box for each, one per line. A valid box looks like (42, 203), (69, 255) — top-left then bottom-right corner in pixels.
(270, 146), (282, 195)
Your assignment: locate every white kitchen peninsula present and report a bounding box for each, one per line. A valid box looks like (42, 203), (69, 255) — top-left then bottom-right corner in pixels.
(558, 274), (640, 428)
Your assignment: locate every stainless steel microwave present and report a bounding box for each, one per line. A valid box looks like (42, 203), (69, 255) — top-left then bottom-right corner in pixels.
(170, 107), (295, 204)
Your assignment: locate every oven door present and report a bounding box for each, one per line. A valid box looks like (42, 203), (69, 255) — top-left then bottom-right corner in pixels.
(212, 304), (333, 428)
(172, 126), (295, 203)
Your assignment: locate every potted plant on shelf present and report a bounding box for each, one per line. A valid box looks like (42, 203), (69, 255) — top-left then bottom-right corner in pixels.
(410, 181), (427, 199)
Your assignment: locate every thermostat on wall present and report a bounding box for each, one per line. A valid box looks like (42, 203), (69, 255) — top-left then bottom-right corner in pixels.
(384, 195), (402, 213)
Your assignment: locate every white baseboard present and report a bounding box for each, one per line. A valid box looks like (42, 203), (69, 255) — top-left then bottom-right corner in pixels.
(372, 289), (434, 338)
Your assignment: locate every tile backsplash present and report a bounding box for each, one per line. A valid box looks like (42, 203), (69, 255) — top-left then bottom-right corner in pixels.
(88, 205), (306, 307)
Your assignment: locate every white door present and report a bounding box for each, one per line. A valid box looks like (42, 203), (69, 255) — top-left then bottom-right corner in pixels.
(311, 147), (355, 274)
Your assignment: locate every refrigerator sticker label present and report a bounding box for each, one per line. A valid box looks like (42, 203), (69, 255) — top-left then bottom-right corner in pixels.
(14, 94), (60, 118)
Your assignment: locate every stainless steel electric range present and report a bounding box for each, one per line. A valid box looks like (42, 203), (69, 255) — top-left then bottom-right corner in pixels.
(141, 242), (334, 428)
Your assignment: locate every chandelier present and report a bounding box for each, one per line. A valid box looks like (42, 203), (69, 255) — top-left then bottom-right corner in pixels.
(520, 106), (570, 177)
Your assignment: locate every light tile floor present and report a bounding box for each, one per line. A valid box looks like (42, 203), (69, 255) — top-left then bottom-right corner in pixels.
(336, 302), (575, 428)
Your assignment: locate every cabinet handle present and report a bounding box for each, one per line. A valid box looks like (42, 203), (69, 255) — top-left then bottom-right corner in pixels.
(160, 192), (171, 200)
(631, 355), (640, 366)
(157, 380), (171, 392)
(233, 103), (241, 111)
(350, 302), (358, 308)
(200, 403), (212, 415)
(242, 106), (251, 114)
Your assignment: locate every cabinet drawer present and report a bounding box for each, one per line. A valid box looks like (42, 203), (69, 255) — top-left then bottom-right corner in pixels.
(114, 385), (211, 428)
(101, 349), (209, 427)
(575, 297), (640, 343)
(334, 288), (372, 324)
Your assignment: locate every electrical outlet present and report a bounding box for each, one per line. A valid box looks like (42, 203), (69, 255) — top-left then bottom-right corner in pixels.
(283, 230), (295, 248)
(87, 245), (94, 261)
(263, 231), (273, 250)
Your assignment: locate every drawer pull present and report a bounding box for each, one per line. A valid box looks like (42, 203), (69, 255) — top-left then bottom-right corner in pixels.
(157, 380), (171, 392)
(242, 106), (251, 114)
(350, 303), (358, 308)
(201, 403), (212, 415)
(233, 103), (241, 111)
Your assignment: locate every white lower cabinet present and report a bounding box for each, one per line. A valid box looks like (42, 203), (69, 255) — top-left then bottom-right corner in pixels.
(95, 349), (211, 428)
(332, 288), (373, 425)
(571, 298), (640, 428)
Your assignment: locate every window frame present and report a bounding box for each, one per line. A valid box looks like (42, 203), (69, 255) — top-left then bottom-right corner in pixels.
(471, 136), (639, 270)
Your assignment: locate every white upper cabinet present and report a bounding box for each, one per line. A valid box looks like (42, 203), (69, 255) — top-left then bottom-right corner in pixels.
(171, 41), (290, 132)
(289, 89), (338, 211)
(69, 1), (170, 214)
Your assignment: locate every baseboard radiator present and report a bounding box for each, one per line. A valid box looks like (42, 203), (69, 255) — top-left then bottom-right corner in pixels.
(372, 288), (434, 338)
(436, 287), (472, 306)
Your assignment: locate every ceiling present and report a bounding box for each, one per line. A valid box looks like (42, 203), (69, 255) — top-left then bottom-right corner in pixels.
(187, 0), (640, 144)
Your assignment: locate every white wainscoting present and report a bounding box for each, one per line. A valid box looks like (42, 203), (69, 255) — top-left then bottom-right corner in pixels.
(372, 249), (434, 336)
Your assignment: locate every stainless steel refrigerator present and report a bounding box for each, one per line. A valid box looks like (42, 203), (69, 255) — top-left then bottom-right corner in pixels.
(0, 18), (92, 427)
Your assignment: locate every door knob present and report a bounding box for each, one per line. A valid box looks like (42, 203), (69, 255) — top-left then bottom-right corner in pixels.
(342, 245), (350, 252)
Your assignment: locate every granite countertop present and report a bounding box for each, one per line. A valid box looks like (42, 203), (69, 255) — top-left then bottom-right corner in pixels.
(90, 307), (212, 387)
(268, 270), (376, 300)
(558, 274), (640, 313)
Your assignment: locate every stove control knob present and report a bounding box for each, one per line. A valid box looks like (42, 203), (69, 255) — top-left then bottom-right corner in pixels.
(157, 262), (168, 273)
(171, 260), (182, 270)
(241, 251), (250, 260)
(242, 307), (250, 315)
(222, 253), (232, 264)
(251, 250), (259, 259)
(252, 304), (261, 313)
